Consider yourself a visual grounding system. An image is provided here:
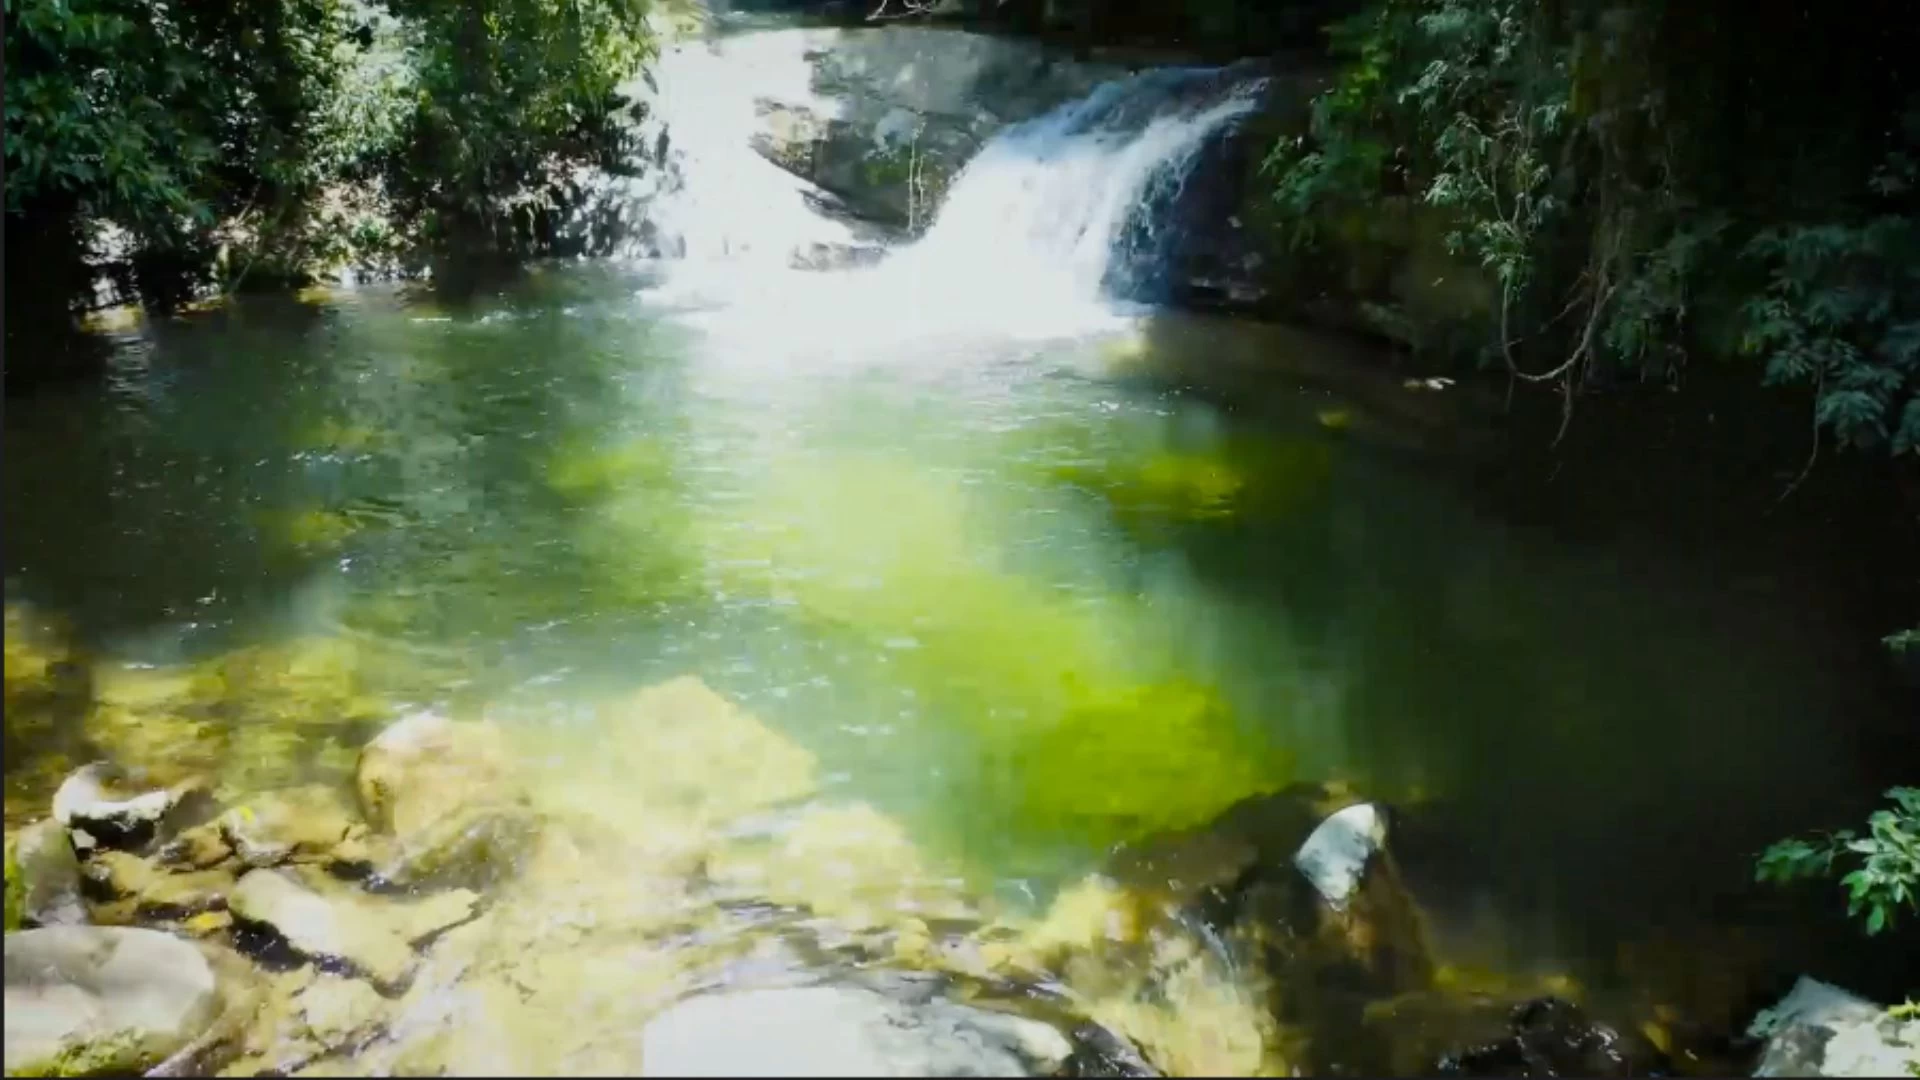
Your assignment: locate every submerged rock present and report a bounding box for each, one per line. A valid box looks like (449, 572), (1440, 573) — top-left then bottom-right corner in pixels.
(789, 240), (890, 272)
(82, 679), (227, 790)
(219, 785), (359, 868)
(230, 868), (477, 990)
(1433, 997), (1644, 1077)
(356, 712), (537, 889)
(1749, 977), (1920, 1078)
(3, 925), (221, 1076)
(543, 676), (821, 832)
(704, 801), (982, 931)
(640, 985), (1076, 1077)
(356, 712), (513, 837)
(51, 763), (200, 854)
(158, 822), (236, 870)
(1012, 782), (1438, 1075)
(79, 850), (236, 919)
(6, 819), (86, 928)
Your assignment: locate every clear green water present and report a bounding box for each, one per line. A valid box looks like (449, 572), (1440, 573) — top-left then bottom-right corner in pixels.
(1, 264), (1899, 1003)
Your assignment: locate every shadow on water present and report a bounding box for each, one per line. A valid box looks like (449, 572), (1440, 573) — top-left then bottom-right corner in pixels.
(1116, 310), (1920, 1004)
(1, 273), (670, 659)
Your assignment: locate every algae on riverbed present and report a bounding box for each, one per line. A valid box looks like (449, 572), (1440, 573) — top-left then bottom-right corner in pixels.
(692, 453), (1286, 850)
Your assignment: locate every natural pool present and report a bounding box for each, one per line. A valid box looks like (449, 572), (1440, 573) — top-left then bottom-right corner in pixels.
(2, 264), (1909, 1074)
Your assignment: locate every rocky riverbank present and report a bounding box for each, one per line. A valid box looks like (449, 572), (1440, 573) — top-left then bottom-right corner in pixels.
(4, 604), (1914, 1076)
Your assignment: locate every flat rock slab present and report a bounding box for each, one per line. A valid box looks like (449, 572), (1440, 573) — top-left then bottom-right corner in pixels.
(1751, 976), (1920, 1078)
(4, 925), (220, 1076)
(640, 985), (1074, 1077)
(231, 868), (476, 989)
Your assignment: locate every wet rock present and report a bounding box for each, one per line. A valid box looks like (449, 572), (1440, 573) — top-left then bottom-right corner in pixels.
(181, 910), (235, 937)
(79, 850), (236, 918)
(293, 973), (387, 1045)
(704, 801), (981, 931)
(1056, 783), (1435, 1073)
(158, 821), (235, 870)
(605, 676), (820, 817)
(640, 985), (1076, 1077)
(3, 925), (221, 1076)
(1749, 977), (1920, 1078)
(229, 868), (476, 990)
(219, 785), (359, 868)
(789, 240), (890, 272)
(51, 762), (201, 854)
(1294, 802), (1386, 910)
(356, 712), (537, 889)
(533, 677), (820, 840)
(1434, 997), (1644, 1077)
(367, 806), (542, 892)
(6, 818), (86, 928)
(1104, 783), (1431, 987)
(729, 27), (1131, 233)
(1355, 971), (1589, 1076)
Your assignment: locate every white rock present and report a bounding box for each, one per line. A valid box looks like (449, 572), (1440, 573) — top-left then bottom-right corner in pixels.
(1750, 976), (1919, 1078)
(640, 985), (1074, 1077)
(52, 763), (180, 852)
(1292, 802), (1386, 910)
(4, 925), (220, 1076)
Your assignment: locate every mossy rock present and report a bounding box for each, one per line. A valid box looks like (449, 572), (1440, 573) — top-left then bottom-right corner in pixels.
(3, 926), (221, 1077)
(4, 833), (23, 932)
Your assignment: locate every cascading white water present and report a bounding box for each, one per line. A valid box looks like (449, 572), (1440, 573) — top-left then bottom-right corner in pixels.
(628, 33), (871, 273)
(884, 66), (1267, 332)
(633, 31), (1268, 346)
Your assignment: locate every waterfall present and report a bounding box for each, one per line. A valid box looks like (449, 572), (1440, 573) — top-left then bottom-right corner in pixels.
(891, 65), (1268, 320)
(629, 34), (876, 272)
(632, 31), (1268, 343)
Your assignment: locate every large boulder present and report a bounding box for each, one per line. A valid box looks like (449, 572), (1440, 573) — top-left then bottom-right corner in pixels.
(3, 925), (221, 1076)
(711, 26), (1129, 233)
(999, 782), (1439, 1075)
(640, 984), (1076, 1077)
(219, 784), (361, 868)
(750, 100), (989, 232)
(355, 711), (538, 889)
(1749, 977), (1920, 1078)
(6, 819), (85, 929)
(51, 763), (204, 855)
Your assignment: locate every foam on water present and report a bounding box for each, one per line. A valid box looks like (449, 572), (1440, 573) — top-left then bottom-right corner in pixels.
(631, 33), (1267, 357)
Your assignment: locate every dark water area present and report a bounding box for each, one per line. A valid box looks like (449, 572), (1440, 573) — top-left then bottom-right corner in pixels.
(4, 269), (1915, 1062)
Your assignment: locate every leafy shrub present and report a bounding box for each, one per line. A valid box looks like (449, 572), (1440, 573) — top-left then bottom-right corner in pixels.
(1757, 787), (1920, 936)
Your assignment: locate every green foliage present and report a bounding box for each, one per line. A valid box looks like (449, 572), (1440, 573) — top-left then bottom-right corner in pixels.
(1757, 787), (1920, 936)
(375, 0), (657, 258)
(1263, 0), (1920, 457)
(1263, 6), (1417, 250)
(3, 0), (350, 309)
(2, 0), (343, 231)
(3, 0), (658, 321)
(1740, 127), (1920, 454)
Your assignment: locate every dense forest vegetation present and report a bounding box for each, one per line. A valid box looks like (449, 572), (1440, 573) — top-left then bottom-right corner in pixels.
(3, 0), (660, 350)
(9, 0), (1917, 469)
(1259, 0), (1920, 462)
